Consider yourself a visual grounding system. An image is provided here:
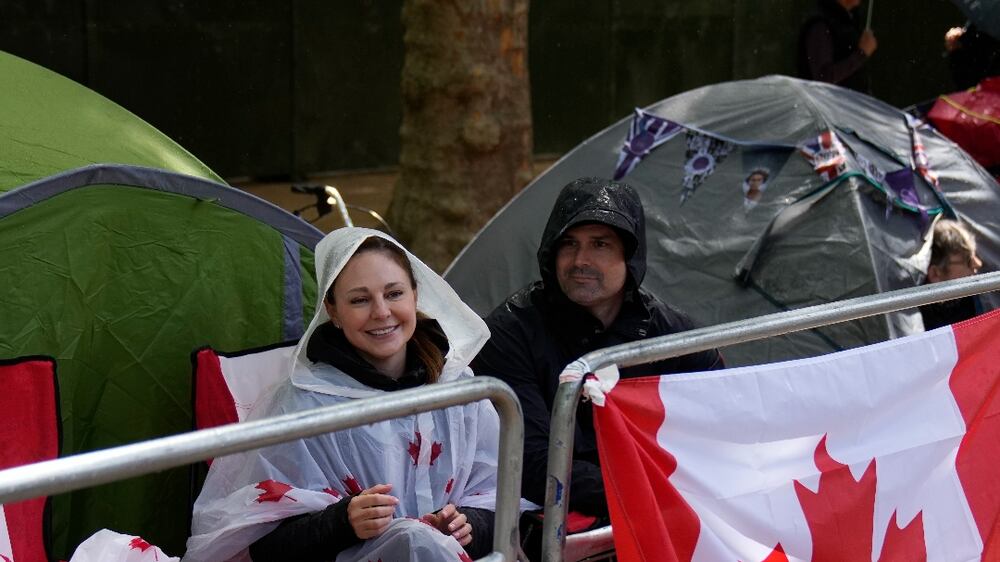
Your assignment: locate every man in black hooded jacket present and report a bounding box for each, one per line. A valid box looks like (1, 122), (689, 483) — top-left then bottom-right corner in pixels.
(471, 177), (724, 519)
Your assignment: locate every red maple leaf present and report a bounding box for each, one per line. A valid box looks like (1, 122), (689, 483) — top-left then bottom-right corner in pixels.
(408, 431), (422, 465)
(407, 431), (444, 465)
(255, 479), (297, 503)
(763, 435), (926, 562)
(343, 474), (363, 495)
(128, 537), (153, 552)
(748, 543), (788, 562)
(878, 511), (926, 562)
(323, 487), (342, 498)
(445, 477), (454, 493)
(431, 440), (444, 465)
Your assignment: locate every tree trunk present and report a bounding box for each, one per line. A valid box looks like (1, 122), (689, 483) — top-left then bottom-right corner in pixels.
(388, 0), (533, 272)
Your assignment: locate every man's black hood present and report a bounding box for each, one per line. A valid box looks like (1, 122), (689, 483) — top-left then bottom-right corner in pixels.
(536, 177), (646, 290)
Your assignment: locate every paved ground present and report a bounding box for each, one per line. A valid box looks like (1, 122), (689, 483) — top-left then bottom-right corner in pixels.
(231, 157), (559, 234)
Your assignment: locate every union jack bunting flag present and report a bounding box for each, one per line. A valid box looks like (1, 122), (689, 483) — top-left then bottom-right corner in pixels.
(911, 135), (940, 188)
(613, 108), (683, 180)
(798, 130), (847, 181)
(905, 113), (941, 189)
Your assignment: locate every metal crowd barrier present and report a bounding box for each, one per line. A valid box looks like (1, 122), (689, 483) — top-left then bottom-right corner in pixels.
(0, 376), (524, 562)
(541, 271), (1000, 562)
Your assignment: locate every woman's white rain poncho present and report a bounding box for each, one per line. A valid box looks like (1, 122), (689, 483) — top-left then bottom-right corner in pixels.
(184, 228), (506, 562)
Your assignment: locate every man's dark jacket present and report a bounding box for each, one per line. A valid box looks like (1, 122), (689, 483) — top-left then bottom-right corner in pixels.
(471, 178), (723, 516)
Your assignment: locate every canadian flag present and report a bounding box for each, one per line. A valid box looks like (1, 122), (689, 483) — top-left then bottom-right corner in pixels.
(593, 310), (1000, 562)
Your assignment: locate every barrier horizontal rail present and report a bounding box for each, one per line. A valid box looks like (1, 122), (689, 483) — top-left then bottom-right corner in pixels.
(0, 376), (524, 562)
(542, 271), (1000, 561)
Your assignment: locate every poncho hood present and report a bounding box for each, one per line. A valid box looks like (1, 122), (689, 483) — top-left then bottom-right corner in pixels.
(291, 227), (489, 396)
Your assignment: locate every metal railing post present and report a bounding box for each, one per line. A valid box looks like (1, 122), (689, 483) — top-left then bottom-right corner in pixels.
(541, 370), (589, 560)
(490, 378), (526, 560)
(541, 271), (1000, 562)
(0, 377), (523, 562)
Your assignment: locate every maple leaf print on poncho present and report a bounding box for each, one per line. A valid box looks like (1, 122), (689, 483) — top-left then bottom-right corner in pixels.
(254, 480), (297, 503)
(407, 431), (444, 465)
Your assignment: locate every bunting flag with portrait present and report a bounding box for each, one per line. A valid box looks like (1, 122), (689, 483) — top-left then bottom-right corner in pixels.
(681, 132), (734, 203)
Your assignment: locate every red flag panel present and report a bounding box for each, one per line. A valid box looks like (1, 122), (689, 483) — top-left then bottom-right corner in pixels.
(0, 356), (59, 562)
(950, 313), (1000, 557)
(594, 377), (700, 562)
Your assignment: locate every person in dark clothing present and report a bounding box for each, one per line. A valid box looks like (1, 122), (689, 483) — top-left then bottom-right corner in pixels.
(471, 177), (724, 521)
(798, 0), (878, 93)
(945, 23), (1000, 90)
(186, 229), (505, 562)
(920, 219), (985, 330)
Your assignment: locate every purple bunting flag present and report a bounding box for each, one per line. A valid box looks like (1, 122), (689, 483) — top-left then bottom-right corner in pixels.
(884, 168), (930, 229)
(613, 108), (683, 180)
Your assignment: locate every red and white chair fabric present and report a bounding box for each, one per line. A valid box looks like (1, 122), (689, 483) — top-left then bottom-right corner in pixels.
(0, 356), (60, 562)
(563, 515), (615, 561)
(191, 341), (297, 433)
(520, 511), (614, 562)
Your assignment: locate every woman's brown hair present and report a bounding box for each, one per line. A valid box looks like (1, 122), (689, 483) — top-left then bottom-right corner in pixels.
(324, 236), (445, 382)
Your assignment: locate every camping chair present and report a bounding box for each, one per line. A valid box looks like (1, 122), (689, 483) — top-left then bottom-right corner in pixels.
(520, 510), (615, 562)
(189, 340), (296, 529)
(191, 341), (296, 432)
(0, 356), (60, 562)
(564, 522), (614, 561)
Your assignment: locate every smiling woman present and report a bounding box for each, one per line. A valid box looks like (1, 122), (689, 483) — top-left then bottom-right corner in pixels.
(324, 238), (421, 380)
(183, 227), (523, 562)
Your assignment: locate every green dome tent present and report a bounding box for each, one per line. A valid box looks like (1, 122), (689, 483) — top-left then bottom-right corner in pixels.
(446, 75), (1000, 367)
(0, 52), (221, 190)
(0, 52), (321, 556)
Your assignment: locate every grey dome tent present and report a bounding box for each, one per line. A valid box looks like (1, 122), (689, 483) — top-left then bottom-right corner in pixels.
(445, 75), (1000, 367)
